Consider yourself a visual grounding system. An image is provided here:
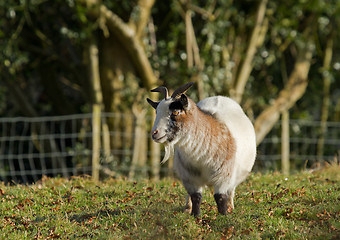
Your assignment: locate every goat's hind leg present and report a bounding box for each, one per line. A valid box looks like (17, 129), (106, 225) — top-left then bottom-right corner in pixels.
(226, 187), (235, 210)
(184, 194), (192, 213)
(214, 187), (235, 215)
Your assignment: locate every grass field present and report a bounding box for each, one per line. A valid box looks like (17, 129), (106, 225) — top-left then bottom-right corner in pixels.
(0, 164), (339, 239)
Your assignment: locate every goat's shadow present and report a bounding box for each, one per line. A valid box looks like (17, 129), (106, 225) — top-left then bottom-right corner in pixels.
(33, 198), (234, 235)
(33, 207), (133, 224)
(69, 208), (128, 223)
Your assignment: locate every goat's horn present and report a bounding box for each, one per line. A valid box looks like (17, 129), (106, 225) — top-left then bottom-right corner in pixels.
(171, 82), (194, 99)
(146, 98), (159, 109)
(151, 86), (169, 99)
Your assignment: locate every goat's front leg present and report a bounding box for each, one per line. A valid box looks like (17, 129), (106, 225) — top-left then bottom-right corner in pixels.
(182, 180), (203, 217)
(190, 192), (202, 217)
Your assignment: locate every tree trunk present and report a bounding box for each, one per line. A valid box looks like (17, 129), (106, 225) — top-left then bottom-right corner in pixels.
(149, 106), (161, 180)
(84, 0), (166, 180)
(317, 33), (333, 162)
(4, 78), (38, 117)
(39, 64), (75, 115)
(132, 0), (156, 39)
(99, 34), (133, 166)
(129, 104), (147, 179)
(99, 35), (126, 113)
(85, 0), (157, 90)
(4, 75), (71, 177)
(254, 37), (314, 145)
(150, 139), (161, 180)
(334, 99), (340, 122)
(183, 0), (205, 100)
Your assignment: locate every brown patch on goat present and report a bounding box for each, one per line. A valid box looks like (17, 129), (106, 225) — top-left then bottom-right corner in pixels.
(199, 108), (236, 161)
(173, 98), (236, 174)
(207, 118), (236, 177)
(185, 99), (236, 163)
(207, 108), (235, 179)
(172, 97), (237, 183)
(219, 128), (236, 178)
(225, 129), (236, 161)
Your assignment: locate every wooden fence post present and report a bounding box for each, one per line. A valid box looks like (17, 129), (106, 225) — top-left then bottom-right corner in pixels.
(88, 42), (102, 181)
(281, 110), (290, 174)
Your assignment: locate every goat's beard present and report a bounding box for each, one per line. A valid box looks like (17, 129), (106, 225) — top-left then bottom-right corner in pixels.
(161, 142), (174, 164)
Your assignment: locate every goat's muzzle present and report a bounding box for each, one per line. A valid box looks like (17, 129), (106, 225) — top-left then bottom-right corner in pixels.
(151, 129), (166, 142)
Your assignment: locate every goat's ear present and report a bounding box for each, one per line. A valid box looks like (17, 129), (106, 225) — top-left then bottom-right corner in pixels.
(179, 94), (189, 110)
(170, 94), (189, 111)
(147, 98), (159, 109)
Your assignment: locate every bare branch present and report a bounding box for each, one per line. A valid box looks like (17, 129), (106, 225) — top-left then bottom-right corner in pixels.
(232, 0), (268, 103)
(84, 0), (157, 90)
(130, 0), (156, 38)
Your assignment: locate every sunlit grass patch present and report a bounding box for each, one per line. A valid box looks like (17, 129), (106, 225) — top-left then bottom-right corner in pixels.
(0, 164), (339, 239)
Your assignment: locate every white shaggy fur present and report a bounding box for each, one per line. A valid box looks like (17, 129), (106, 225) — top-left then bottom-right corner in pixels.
(196, 96), (256, 188)
(147, 84), (256, 215)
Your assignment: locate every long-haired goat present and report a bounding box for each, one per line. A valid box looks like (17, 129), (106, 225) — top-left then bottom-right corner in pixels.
(147, 82), (256, 217)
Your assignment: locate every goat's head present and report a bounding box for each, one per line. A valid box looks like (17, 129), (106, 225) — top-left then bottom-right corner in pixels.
(147, 82), (194, 144)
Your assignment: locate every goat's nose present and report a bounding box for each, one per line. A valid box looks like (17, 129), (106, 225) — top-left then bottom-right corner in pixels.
(152, 129), (159, 138)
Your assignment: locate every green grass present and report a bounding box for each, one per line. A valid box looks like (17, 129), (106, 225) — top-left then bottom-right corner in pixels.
(1, 164), (339, 239)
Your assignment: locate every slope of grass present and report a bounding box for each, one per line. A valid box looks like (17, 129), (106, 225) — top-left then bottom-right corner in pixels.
(0, 164), (339, 239)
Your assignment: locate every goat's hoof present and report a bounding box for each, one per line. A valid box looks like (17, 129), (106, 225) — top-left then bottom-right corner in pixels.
(191, 209), (201, 218)
(214, 193), (230, 215)
(183, 205), (192, 214)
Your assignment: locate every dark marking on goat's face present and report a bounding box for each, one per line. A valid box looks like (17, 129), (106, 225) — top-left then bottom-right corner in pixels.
(168, 94), (190, 125)
(150, 96), (192, 144)
(169, 94), (188, 111)
(166, 111), (187, 142)
(166, 97), (193, 142)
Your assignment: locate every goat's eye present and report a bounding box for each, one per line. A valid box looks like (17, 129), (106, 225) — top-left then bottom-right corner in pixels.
(170, 110), (181, 120)
(172, 110), (180, 116)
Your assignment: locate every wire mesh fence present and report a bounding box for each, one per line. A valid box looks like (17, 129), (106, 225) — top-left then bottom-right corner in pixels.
(0, 113), (339, 183)
(0, 114), (93, 183)
(256, 119), (340, 171)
